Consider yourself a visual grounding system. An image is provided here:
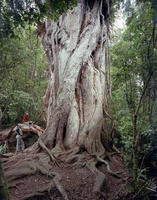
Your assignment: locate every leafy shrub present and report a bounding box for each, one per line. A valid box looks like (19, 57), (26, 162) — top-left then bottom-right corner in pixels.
(128, 168), (156, 200)
(0, 143), (8, 154)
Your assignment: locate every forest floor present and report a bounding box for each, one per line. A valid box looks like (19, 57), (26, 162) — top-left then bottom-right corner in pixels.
(2, 151), (129, 200)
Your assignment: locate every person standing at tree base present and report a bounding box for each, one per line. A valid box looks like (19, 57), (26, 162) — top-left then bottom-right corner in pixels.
(16, 124), (25, 153)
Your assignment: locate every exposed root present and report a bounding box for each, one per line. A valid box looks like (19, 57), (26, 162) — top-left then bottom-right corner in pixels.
(6, 163), (37, 183)
(52, 144), (80, 161)
(51, 144), (63, 158)
(53, 173), (69, 200)
(25, 141), (41, 154)
(108, 151), (124, 157)
(66, 154), (80, 164)
(112, 145), (121, 154)
(94, 154), (121, 178)
(0, 153), (14, 158)
(65, 145), (80, 162)
(17, 181), (55, 200)
(2, 140), (126, 200)
(4, 154), (69, 200)
(9, 180), (25, 189)
(38, 138), (60, 167)
(65, 153), (87, 164)
(86, 159), (106, 193)
(22, 192), (46, 200)
(85, 152), (123, 193)
(9, 168), (69, 200)
(34, 164), (69, 200)
(35, 167), (69, 200)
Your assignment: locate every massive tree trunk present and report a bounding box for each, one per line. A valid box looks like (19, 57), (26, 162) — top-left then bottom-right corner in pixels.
(41, 0), (112, 156)
(2, 2), (128, 199)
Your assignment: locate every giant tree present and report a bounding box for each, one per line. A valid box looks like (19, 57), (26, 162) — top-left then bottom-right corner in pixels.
(2, 0), (125, 199)
(39, 0), (113, 154)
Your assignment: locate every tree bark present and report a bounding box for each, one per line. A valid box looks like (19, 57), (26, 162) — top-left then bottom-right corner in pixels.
(40, 0), (112, 155)
(0, 157), (10, 200)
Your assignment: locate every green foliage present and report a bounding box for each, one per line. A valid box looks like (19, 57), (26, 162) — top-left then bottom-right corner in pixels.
(48, 0), (78, 21)
(128, 168), (156, 200)
(112, 0), (157, 132)
(0, 144), (8, 154)
(24, 135), (38, 148)
(111, 0), (157, 191)
(0, 26), (47, 128)
(0, 0), (37, 37)
(7, 90), (33, 122)
(0, 0), (79, 38)
(0, 0), (128, 38)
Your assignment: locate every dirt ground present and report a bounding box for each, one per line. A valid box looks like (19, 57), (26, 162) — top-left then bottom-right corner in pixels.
(3, 152), (129, 200)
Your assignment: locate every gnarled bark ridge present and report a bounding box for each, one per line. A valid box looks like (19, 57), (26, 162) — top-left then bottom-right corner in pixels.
(41, 0), (112, 156)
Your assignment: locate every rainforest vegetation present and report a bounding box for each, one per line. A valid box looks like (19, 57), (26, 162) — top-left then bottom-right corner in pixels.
(0, 0), (157, 199)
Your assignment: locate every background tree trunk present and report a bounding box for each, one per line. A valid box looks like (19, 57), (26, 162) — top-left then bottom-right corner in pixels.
(40, 0), (112, 156)
(0, 157), (10, 200)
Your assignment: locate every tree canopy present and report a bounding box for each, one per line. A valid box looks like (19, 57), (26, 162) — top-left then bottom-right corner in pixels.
(0, 0), (79, 38)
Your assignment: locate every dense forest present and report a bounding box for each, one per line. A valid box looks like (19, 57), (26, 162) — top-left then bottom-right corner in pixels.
(0, 27), (47, 128)
(0, 0), (157, 199)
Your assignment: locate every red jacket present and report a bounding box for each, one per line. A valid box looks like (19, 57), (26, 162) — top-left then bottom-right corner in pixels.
(23, 114), (29, 123)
